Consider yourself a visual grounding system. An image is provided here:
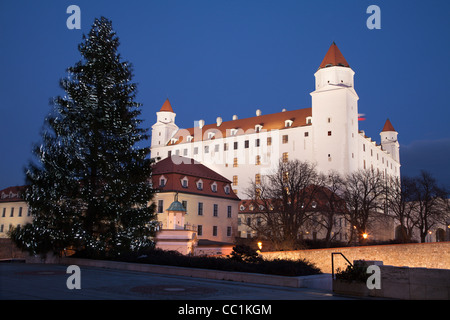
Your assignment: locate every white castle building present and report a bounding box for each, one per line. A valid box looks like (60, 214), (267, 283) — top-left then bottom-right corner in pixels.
(150, 42), (400, 199)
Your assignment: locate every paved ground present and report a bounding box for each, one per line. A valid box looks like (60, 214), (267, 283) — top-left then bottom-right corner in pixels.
(0, 262), (358, 301)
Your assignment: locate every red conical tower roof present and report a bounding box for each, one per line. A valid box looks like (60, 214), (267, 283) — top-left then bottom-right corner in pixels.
(159, 98), (174, 112)
(318, 42), (350, 69)
(382, 118), (396, 132)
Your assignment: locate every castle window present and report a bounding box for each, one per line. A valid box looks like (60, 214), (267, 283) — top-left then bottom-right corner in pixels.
(245, 140), (249, 148)
(328, 131), (332, 136)
(157, 200), (164, 213)
(233, 157), (238, 167)
(234, 142), (238, 150)
(255, 155), (261, 165)
(304, 132), (309, 137)
(204, 145), (209, 153)
(327, 117), (331, 123)
(282, 135), (288, 144)
(267, 137), (272, 146)
(194, 147), (198, 155)
(233, 175), (238, 186)
(198, 202), (203, 216)
(282, 152), (289, 163)
(213, 204), (218, 216)
(255, 174), (261, 185)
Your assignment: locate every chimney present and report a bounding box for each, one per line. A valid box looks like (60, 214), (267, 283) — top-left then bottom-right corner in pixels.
(281, 108), (287, 112)
(216, 117), (222, 126)
(256, 109), (262, 116)
(198, 119), (205, 129)
(232, 115), (238, 120)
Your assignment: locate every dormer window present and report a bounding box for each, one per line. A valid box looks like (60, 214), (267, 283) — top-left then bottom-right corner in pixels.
(196, 179), (203, 190)
(187, 135), (193, 142)
(230, 128), (238, 136)
(240, 205), (246, 211)
(211, 182), (217, 193)
(207, 132), (215, 140)
(170, 137), (178, 144)
(224, 185), (230, 194)
(255, 124), (263, 133)
(285, 119), (293, 128)
(306, 116), (312, 125)
(159, 176), (167, 187)
(181, 176), (189, 188)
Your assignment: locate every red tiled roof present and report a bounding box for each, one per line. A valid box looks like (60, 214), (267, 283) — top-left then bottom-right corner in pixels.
(0, 186), (27, 202)
(318, 42), (350, 69)
(381, 118), (396, 132)
(168, 107), (312, 145)
(152, 156), (240, 200)
(159, 98), (174, 112)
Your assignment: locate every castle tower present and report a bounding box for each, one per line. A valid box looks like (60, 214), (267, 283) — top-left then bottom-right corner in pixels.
(151, 98), (179, 157)
(380, 118), (400, 163)
(310, 42), (359, 174)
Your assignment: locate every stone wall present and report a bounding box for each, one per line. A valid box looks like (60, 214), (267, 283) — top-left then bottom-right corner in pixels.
(261, 242), (450, 274)
(0, 238), (28, 260)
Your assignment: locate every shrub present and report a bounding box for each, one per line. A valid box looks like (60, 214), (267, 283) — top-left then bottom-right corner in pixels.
(335, 264), (369, 283)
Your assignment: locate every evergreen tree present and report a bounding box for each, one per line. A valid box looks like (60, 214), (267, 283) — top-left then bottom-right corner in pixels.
(11, 17), (157, 257)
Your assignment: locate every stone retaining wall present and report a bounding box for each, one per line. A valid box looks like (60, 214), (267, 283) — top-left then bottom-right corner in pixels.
(261, 242), (450, 274)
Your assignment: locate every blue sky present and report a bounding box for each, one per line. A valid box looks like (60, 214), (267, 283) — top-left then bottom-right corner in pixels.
(0, 0), (449, 190)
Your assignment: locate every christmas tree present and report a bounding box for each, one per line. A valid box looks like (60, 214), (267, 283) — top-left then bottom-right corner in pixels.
(11, 17), (157, 257)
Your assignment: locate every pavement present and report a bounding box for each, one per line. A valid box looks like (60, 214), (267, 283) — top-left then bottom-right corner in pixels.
(0, 262), (358, 301)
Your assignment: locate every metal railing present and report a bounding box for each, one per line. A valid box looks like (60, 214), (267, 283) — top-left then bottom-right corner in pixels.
(331, 252), (353, 280)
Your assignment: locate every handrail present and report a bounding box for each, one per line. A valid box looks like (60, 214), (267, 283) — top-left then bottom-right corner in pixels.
(331, 252), (353, 280)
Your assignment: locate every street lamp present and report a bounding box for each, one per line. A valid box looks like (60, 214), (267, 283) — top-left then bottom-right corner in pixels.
(257, 241), (263, 250)
(362, 233), (368, 240)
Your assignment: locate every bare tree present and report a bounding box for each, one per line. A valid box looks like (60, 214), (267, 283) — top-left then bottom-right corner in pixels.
(312, 171), (347, 246)
(386, 176), (418, 242)
(342, 169), (386, 244)
(411, 171), (449, 243)
(244, 159), (323, 250)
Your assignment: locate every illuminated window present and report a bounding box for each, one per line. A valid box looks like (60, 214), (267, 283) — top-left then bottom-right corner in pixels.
(233, 175), (238, 186)
(282, 152), (289, 163)
(255, 174), (261, 185)
(233, 157), (238, 167)
(267, 137), (272, 146)
(256, 155), (261, 165)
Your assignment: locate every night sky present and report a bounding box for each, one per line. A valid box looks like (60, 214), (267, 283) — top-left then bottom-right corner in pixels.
(1, 0), (449, 190)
